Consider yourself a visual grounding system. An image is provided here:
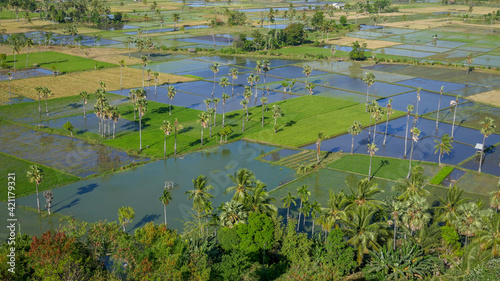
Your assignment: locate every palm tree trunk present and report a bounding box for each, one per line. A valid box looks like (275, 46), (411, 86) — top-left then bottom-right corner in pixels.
(365, 86), (369, 103)
(231, 78), (234, 95)
(142, 67), (145, 89)
(351, 134), (355, 154)
(45, 97), (49, 116)
(436, 93), (442, 130)
(113, 122), (116, 139)
(164, 205), (167, 225)
(297, 200), (303, 231)
(214, 107), (217, 126)
(164, 134), (166, 158)
(246, 107), (249, 121)
(451, 105), (457, 139)
(439, 151), (442, 166)
(26, 50), (29, 68)
(155, 83), (157, 96)
(274, 118), (277, 133)
(479, 135), (486, 173)
(201, 125), (204, 146)
(369, 153), (373, 178)
(287, 206), (290, 220)
(13, 53), (16, 70)
(120, 66), (123, 95)
(223, 103), (226, 128)
(139, 114), (142, 150)
(38, 99), (41, 115)
(368, 115), (372, 142)
(169, 98), (172, 115)
(373, 119), (377, 145)
(83, 101), (86, 119)
(393, 215), (397, 250)
(383, 116), (389, 146)
(407, 139), (415, 179)
(36, 183), (40, 213)
(212, 74), (216, 98)
(262, 107), (264, 127)
(174, 128), (177, 156)
(312, 218), (315, 236)
(242, 117), (245, 132)
(404, 114), (409, 158)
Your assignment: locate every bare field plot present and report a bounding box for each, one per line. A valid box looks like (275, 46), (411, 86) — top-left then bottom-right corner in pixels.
(326, 37), (401, 49)
(468, 89), (500, 107)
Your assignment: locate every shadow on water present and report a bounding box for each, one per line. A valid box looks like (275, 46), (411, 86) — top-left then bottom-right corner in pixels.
(77, 183), (98, 195)
(130, 214), (162, 232)
(54, 198), (81, 213)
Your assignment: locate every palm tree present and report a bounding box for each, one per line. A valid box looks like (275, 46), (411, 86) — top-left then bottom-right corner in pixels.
(42, 87), (52, 116)
(450, 96), (460, 139)
(310, 201), (321, 236)
(303, 64), (312, 93)
(479, 117), (496, 173)
(219, 201), (248, 228)
(395, 166), (430, 201)
(366, 101), (376, 142)
(27, 165), (44, 213)
(315, 132), (324, 164)
(159, 189), (172, 225)
(370, 103), (383, 145)
(160, 120), (173, 158)
(186, 175), (214, 233)
(79, 91), (89, 119)
(407, 127), (420, 179)
(146, 69), (152, 92)
(367, 143), (378, 179)
(172, 12), (181, 30)
(348, 121), (363, 154)
(225, 168), (255, 203)
(207, 108), (215, 138)
(387, 199), (405, 250)
(35, 86), (44, 115)
(455, 202), (492, 248)
(203, 98), (213, 112)
(94, 90), (107, 136)
(434, 134), (453, 166)
(198, 112), (209, 146)
(272, 105), (282, 133)
(7, 34), (22, 70)
(300, 200), (311, 229)
(243, 87), (252, 121)
(7, 73), (12, 102)
(25, 38), (34, 68)
(141, 56), (148, 89)
(173, 118), (182, 156)
(137, 98), (148, 150)
(347, 178), (384, 210)
(491, 184), (500, 213)
(153, 72), (159, 96)
(213, 98), (220, 126)
(404, 105), (414, 158)
(111, 107), (120, 139)
(363, 72), (376, 104)
(221, 93), (230, 128)
(240, 99), (248, 132)
(167, 86), (176, 115)
(344, 206), (387, 265)
(229, 68), (238, 95)
(436, 86), (444, 130)
(382, 98), (393, 146)
(119, 59), (125, 95)
(262, 60), (270, 86)
(415, 87), (421, 118)
(126, 37), (134, 58)
(210, 62), (220, 98)
(436, 185), (468, 226)
(260, 97), (268, 127)
(219, 77), (229, 99)
(297, 185), (311, 231)
(247, 74), (255, 95)
(478, 214), (500, 257)
(253, 75), (260, 98)
(246, 182), (277, 216)
(281, 191), (297, 220)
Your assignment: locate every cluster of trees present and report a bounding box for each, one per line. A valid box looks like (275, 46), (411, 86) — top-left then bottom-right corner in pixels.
(235, 23), (306, 51)
(4, 167), (500, 280)
(348, 0), (399, 14)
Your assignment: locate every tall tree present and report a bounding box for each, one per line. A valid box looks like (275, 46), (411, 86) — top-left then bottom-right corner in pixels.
(347, 178), (384, 210)
(167, 86), (176, 115)
(118, 206), (135, 232)
(450, 96), (460, 139)
(246, 181), (277, 216)
(141, 56), (148, 89)
(316, 132), (324, 164)
(297, 185), (311, 231)
(348, 121), (363, 154)
(260, 97), (268, 127)
(396, 166), (430, 201)
(436, 86), (444, 130)
(160, 120), (173, 158)
(225, 168), (255, 203)
(79, 91), (89, 119)
(243, 86), (252, 121)
(401, 195), (431, 236)
(302, 64), (312, 94)
(27, 165), (44, 213)
(210, 62), (220, 98)
(479, 117), (496, 173)
(407, 127), (421, 179)
(434, 134), (453, 166)
(382, 98), (393, 146)
(119, 59), (125, 95)
(272, 105), (282, 133)
(219, 201), (248, 228)
(42, 87), (52, 116)
(229, 68), (238, 96)
(186, 175), (214, 234)
(111, 106), (120, 139)
(43, 190), (53, 215)
(262, 60), (270, 86)
(153, 72), (159, 96)
(198, 112), (209, 146)
(240, 99), (248, 132)
(222, 93), (230, 128)
(25, 38), (33, 68)
(213, 98), (220, 126)
(35, 86), (43, 116)
(436, 185), (468, 226)
(363, 72), (376, 104)
(159, 189), (172, 225)
(368, 143), (378, 179)
(137, 97), (148, 150)
(310, 201), (321, 236)
(404, 105), (414, 158)
(281, 191), (297, 220)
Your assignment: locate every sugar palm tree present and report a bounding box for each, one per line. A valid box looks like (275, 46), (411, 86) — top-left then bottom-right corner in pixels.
(159, 189), (172, 225)
(160, 120), (173, 158)
(94, 90), (107, 136)
(221, 93), (230, 128)
(240, 99), (248, 132)
(246, 181), (277, 216)
(25, 38), (33, 68)
(316, 132), (324, 164)
(42, 87), (52, 116)
(347, 178), (384, 210)
(253, 75), (260, 97)
(387, 199), (405, 250)
(368, 143), (378, 179)
(407, 127), (421, 179)
(229, 68), (238, 95)
(434, 134), (453, 166)
(262, 60), (270, 86)
(210, 62), (220, 98)
(455, 202), (492, 248)
(119, 59), (125, 95)
(126, 37), (134, 58)
(404, 105), (414, 158)
(219, 77), (229, 98)
(479, 117), (496, 173)
(436, 185), (468, 226)
(247, 73), (255, 94)
(382, 98), (393, 146)
(167, 86), (176, 115)
(363, 72), (376, 104)
(260, 97), (268, 127)
(401, 195), (432, 236)
(281, 191), (297, 220)
(212, 98), (220, 126)
(27, 165), (44, 213)
(146, 69), (152, 92)
(297, 185), (311, 231)
(7, 34), (22, 70)
(137, 97), (148, 150)
(141, 56), (148, 89)
(111, 107), (120, 139)
(478, 214), (500, 257)
(153, 72), (159, 96)
(415, 87), (421, 118)
(219, 201), (248, 228)
(348, 121), (363, 154)
(344, 206), (387, 265)
(366, 101), (376, 142)
(225, 168), (255, 203)
(198, 112), (209, 146)
(203, 98), (212, 112)
(302, 64), (312, 93)
(243, 87), (252, 121)
(450, 96), (460, 139)
(272, 105), (282, 133)
(395, 166), (430, 201)
(79, 91), (90, 119)
(491, 184), (500, 213)
(173, 118), (183, 156)
(371, 103), (383, 145)
(7, 72), (12, 102)
(35, 86), (44, 115)
(436, 86), (444, 130)
(207, 108), (215, 138)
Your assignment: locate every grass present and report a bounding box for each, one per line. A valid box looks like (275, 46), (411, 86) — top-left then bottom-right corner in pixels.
(430, 166), (454, 185)
(328, 154), (438, 181)
(4, 51), (116, 73)
(0, 152), (80, 201)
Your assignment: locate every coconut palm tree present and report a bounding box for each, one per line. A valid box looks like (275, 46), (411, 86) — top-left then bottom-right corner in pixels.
(363, 72), (376, 104)
(243, 87), (252, 121)
(272, 105), (282, 133)
(27, 165), (44, 213)
(297, 185), (311, 231)
(395, 166), (430, 201)
(141, 56), (148, 89)
(173, 118), (183, 156)
(348, 121), (363, 154)
(310, 201), (322, 236)
(167, 86), (176, 115)
(260, 97), (268, 127)
(347, 178), (384, 210)
(436, 185), (468, 226)
(367, 143), (378, 179)
(159, 189), (172, 225)
(479, 117), (496, 173)
(153, 72), (159, 96)
(229, 68), (238, 96)
(219, 201), (248, 228)
(212, 98), (220, 126)
(42, 87), (52, 116)
(210, 62), (220, 98)
(137, 97), (148, 150)
(198, 112), (209, 146)
(79, 91), (90, 119)
(225, 168), (256, 203)
(344, 206), (387, 265)
(219, 77), (229, 99)
(160, 120), (173, 158)
(382, 99), (393, 146)
(240, 99), (248, 132)
(281, 191), (297, 220)
(450, 96), (460, 139)
(436, 86), (444, 130)
(407, 127), (420, 179)
(404, 105), (414, 158)
(434, 134), (453, 166)
(246, 181), (277, 216)
(300, 200), (311, 229)
(221, 93), (230, 128)
(316, 132), (324, 164)
(186, 175), (214, 234)
(119, 59), (125, 95)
